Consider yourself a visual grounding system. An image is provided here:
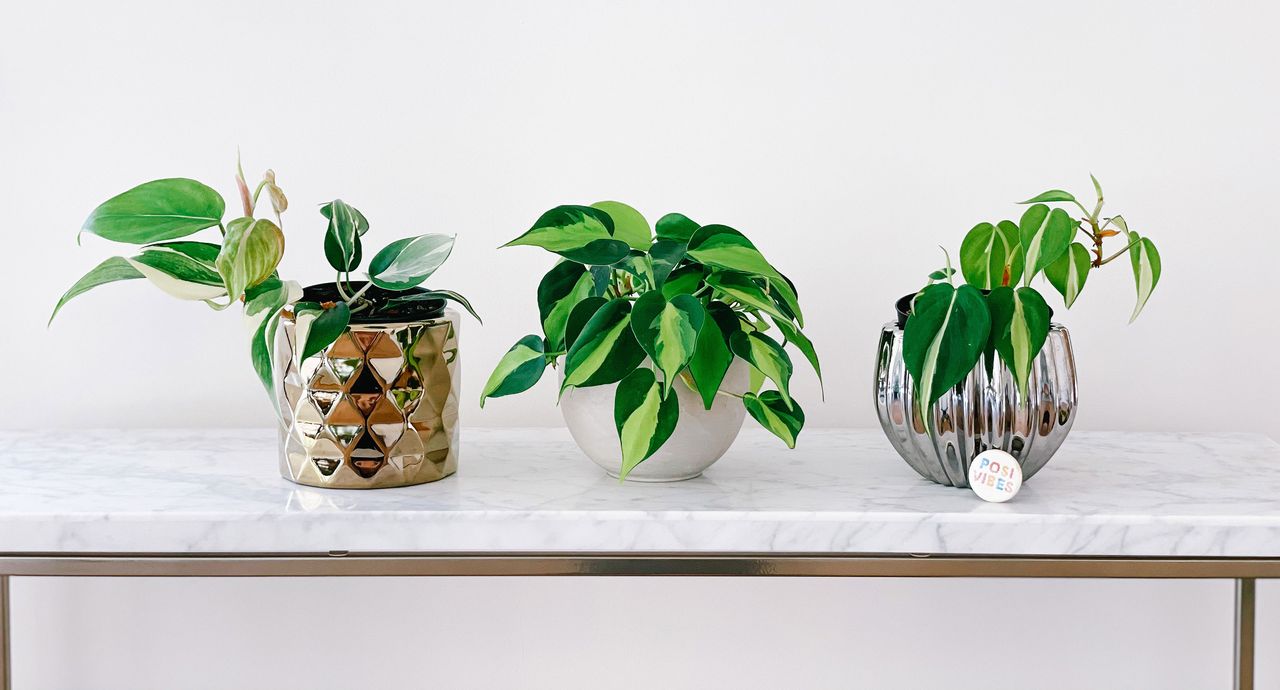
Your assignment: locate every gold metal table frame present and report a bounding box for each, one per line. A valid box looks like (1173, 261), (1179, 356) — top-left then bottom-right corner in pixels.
(0, 552), (1269, 690)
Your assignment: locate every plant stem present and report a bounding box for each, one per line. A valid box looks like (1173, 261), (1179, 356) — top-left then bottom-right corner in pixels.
(345, 281), (374, 305)
(1098, 237), (1142, 266)
(335, 273), (354, 301)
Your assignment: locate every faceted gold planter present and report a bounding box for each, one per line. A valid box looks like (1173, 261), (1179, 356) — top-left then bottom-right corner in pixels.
(275, 309), (461, 489)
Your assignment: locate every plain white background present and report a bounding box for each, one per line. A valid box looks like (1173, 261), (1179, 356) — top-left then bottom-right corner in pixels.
(2, 0), (1278, 687)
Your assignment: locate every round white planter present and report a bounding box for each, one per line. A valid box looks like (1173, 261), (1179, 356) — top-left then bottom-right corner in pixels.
(559, 360), (749, 482)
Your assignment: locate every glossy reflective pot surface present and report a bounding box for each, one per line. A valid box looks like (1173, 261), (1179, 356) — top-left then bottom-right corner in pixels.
(874, 322), (1077, 487)
(275, 309), (461, 489)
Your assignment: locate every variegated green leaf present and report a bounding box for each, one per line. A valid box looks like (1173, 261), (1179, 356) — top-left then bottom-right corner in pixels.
(1044, 242), (1091, 308)
(561, 298), (645, 390)
(1018, 204), (1074, 285)
(1019, 189), (1077, 205)
(771, 317), (822, 396)
(367, 233), (455, 291)
(661, 264), (707, 299)
(81, 178), (225, 244)
(127, 241), (227, 301)
(385, 289), (482, 323)
(216, 217), (285, 301)
(1127, 232), (1162, 323)
(590, 200), (652, 250)
(613, 368), (679, 480)
(729, 331), (794, 409)
(960, 220), (1023, 289)
(49, 256), (144, 324)
(902, 283), (990, 410)
(244, 279), (301, 401)
(688, 301), (738, 409)
(481, 335), (547, 407)
(686, 224), (781, 279)
(704, 270), (789, 322)
(649, 240), (686, 288)
(294, 301), (351, 363)
(564, 296), (607, 351)
(1090, 174), (1104, 206)
(321, 199), (368, 272)
(537, 261), (596, 352)
(743, 391), (804, 448)
(655, 212), (700, 244)
(630, 292), (707, 396)
(504, 205), (616, 256)
(987, 286), (1051, 395)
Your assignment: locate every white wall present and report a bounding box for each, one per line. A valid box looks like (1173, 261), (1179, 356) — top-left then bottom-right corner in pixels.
(2, 1), (1278, 687)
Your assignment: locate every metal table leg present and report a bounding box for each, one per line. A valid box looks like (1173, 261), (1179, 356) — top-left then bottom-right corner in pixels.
(1235, 578), (1255, 690)
(0, 576), (9, 690)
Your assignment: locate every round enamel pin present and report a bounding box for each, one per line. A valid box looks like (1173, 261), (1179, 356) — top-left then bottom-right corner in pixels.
(968, 450), (1022, 502)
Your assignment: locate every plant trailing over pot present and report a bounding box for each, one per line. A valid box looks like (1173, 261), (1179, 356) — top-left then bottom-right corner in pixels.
(51, 156), (480, 488)
(903, 175), (1162, 412)
(482, 202), (820, 480)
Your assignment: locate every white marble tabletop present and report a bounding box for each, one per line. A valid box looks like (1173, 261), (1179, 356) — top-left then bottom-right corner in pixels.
(0, 428), (1277, 557)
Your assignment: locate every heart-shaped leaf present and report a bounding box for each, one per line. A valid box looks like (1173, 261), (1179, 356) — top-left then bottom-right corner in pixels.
(630, 292), (707, 396)
(987, 286), (1051, 395)
(216, 217), (285, 301)
(481, 335), (547, 407)
(661, 264), (707, 299)
(729, 330), (794, 409)
(82, 178), (225, 244)
(294, 301), (351, 363)
(704, 270), (789, 322)
(686, 224), (781, 280)
(561, 298), (645, 390)
(127, 241), (227, 301)
(321, 199), (368, 272)
(590, 201), (652, 250)
(960, 220), (1023, 290)
(655, 212), (700, 244)
(771, 317), (822, 396)
(902, 283), (990, 411)
(537, 261), (597, 352)
(368, 233), (456, 291)
(244, 279), (301, 402)
(504, 205), (616, 257)
(563, 296), (608, 351)
(558, 238), (632, 266)
(1127, 232), (1161, 323)
(49, 257), (144, 324)
(1018, 204), (1074, 285)
(744, 391), (805, 448)
(688, 301), (738, 409)
(613, 368), (679, 480)
(649, 240), (686, 288)
(1044, 241), (1091, 308)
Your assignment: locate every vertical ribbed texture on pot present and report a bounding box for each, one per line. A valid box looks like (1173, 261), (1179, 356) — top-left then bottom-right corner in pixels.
(275, 311), (461, 488)
(874, 322), (1077, 487)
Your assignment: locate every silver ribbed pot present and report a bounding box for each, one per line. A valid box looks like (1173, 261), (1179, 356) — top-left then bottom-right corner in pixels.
(874, 321), (1077, 487)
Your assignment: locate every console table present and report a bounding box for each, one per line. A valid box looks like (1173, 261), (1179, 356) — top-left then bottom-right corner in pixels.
(0, 428), (1277, 689)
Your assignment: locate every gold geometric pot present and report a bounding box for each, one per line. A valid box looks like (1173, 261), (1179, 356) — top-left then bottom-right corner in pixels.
(274, 309), (460, 489)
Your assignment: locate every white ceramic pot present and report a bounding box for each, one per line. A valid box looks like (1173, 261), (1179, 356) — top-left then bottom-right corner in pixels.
(559, 360), (749, 482)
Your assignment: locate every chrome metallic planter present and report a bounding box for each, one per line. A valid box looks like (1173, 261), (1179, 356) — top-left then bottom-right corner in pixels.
(874, 322), (1077, 487)
(275, 310), (461, 489)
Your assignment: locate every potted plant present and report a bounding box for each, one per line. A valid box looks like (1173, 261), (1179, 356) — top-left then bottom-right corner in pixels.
(482, 202), (821, 481)
(51, 158), (479, 489)
(875, 175), (1162, 486)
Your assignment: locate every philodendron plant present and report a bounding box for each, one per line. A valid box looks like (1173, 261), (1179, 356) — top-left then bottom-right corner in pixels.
(51, 158), (478, 401)
(904, 175), (1162, 412)
(482, 202), (820, 478)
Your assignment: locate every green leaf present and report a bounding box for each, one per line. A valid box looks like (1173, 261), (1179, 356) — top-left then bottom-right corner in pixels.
(504, 205), (615, 256)
(1090, 174), (1104, 206)
(481, 335), (547, 407)
(649, 240), (686, 287)
(960, 221), (1022, 290)
(743, 391), (804, 448)
(611, 250), (656, 288)
(661, 264), (707, 299)
(128, 242), (227, 300)
(216, 217), (285, 302)
(368, 234), (455, 291)
(630, 292), (707, 396)
(771, 317), (822, 396)
(558, 238), (632, 265)
(561, 298), (646, 390)
(655, 212), (700, 244)
(688, 301), (738, 409)
(564, 296), (608, 351)
(902, 283), (990, 411)
(294, 301), (351, 362)
(613, 368), (679, 480)
(928, 267), (956, 282)
(1127, 232), (1162, 323)
(704, 270), (789, 322)
(321, 200), (368, 273)
(417, 289), (482, 323)
(766, 272), (805, 327)
(1044, 242), (1091, 308)
(1019, 190), (1078, 205)
(590, 201), (652, 251)
(987, 286), (1051, 396)
(538, 261), (596, 352)
(81, 178), (225, 244)
(686, 224), (781, 280)
(245, 279), (300, 401)
(1018, 204), (1074, 285)
(49, 257), (144, 324)
(729, 331), (794, 409)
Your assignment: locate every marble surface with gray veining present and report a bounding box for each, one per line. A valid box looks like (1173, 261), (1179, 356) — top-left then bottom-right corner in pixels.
(0, 428), (1277, 556)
